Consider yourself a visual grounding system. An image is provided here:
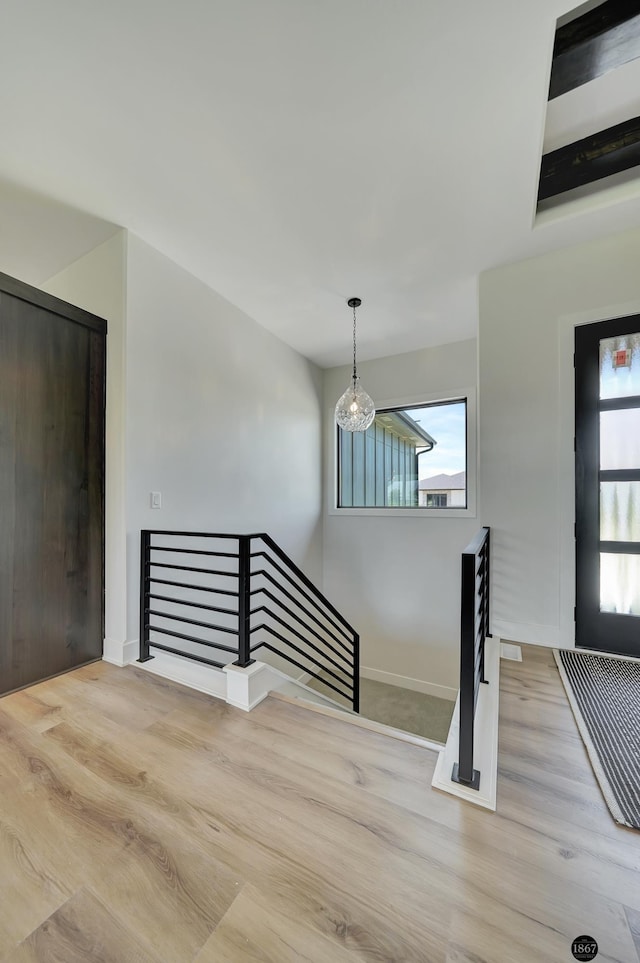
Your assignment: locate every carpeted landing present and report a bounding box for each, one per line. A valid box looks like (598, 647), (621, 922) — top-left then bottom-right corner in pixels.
(308, 674), (455, 744)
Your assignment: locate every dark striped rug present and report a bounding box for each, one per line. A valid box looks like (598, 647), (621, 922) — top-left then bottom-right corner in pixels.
(554, 649), (640, 830)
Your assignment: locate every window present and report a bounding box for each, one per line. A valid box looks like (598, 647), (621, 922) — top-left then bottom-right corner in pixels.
(337, 399), (467, 510)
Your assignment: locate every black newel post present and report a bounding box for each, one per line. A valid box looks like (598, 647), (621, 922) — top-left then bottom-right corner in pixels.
(234, 535), (254, 667)
(138, 529), (152, 662)
(453, 549), (478, 787)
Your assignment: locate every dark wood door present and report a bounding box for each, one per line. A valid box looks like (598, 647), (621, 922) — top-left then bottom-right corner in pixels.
(575, 315), (640, 657)
(0, 273), (105, 694)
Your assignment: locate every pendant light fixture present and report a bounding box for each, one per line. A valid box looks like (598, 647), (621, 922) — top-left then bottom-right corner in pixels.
(335, 297), (376, 432)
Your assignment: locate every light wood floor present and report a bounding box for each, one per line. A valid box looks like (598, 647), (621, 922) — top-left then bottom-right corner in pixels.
(0, 646), (638, 962)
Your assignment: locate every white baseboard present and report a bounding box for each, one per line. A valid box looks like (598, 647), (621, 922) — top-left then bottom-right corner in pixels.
(102, 638), (138, 667)
(491, 619), (561, 649)
(135, 649), (227, 700)
(360, 665), (457, 702)
(431, 635), (501, 811)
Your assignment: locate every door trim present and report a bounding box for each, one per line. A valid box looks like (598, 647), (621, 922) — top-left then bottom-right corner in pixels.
(558, 307), (640, 650)
(575, 313), (640, 656)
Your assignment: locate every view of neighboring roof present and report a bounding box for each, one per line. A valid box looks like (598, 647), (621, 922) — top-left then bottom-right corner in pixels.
(419, 471), (466, 490)
(375, 410), (437, 449)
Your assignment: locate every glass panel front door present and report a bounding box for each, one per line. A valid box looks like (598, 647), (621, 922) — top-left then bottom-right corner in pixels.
(600, 482), (640, 542)
(575, 315), (640, 656)
(599, 332), (640, 399)
(600, 554), (640, 616)
(599, 409), (640, 470)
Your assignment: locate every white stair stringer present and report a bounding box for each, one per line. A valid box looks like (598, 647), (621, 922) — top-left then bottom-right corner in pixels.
(264, 668), (356, 713)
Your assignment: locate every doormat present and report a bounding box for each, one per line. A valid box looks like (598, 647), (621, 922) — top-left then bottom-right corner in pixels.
(554, 649), (640, 830)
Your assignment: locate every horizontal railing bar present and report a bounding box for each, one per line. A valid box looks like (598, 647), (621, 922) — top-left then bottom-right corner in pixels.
(150, 562), (239, 577)
(249, 607), (353, 675)
(250, 570), (353, 656)
(473, 610), (484, 644)
(472, 606), (484, 631)
(147, 641), (226, 669)
(146, 530), (245, 539)
(148, 624), (238, 652)
(251, 553), (352, 644)
(147, 576), (239, 597)
(250, 624), (353, 692)
(147, 609), (238, 635)
(253, 533), (357, 637)
(251, 642), (353, 702)
(151, 546), (239, 559)
(148, 593), (237, 616)
(249, 588), (352, 664)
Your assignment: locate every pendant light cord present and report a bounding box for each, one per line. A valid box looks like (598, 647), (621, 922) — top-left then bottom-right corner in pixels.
(352, 301), (358, 383)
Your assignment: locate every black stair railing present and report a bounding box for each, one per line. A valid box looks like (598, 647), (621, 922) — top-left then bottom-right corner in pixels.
(451, 526), (491, 791)
(138, 530), (359, 711)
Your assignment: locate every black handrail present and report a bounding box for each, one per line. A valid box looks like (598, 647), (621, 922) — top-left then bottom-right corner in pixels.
(138, 530), (360, 711)
(452, 526), (491, 791)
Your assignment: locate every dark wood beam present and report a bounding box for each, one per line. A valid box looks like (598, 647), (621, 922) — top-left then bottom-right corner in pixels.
(554, 0), (640, 56)
(538, 114), (640, 201)
(550, 0), (640, 99)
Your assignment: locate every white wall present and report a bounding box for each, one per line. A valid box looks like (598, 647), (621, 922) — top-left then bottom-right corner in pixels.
(323, 339), (478, 698)
(41, 231), (128, 656)
(479, 225), (640, 649)
(125, 234), (324, 643)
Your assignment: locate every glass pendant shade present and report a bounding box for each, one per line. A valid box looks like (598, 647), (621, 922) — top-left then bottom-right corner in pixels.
(335, 376), (376, 432)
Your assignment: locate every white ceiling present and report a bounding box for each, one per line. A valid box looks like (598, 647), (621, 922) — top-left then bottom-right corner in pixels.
(2, 0), (640, 368)
(0, 178), (117, 285)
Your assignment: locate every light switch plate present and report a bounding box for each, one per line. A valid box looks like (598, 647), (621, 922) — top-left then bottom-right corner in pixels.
(150, 491), (162, 509)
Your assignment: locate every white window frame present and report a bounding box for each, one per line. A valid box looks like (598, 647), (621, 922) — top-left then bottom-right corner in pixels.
(328, 387), (477, 518)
